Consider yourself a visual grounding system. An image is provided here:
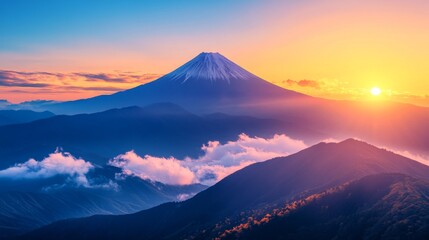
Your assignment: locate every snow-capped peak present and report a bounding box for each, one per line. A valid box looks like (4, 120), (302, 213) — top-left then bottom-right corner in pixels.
(165, 52), (260, 84)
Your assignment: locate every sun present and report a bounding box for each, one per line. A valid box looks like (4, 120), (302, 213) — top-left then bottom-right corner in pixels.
(370, 87), (382, 96)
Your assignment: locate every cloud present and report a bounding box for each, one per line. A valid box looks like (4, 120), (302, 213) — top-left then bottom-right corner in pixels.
(393, 150), (429, 165)
(0, 149), (94, 186)
(110, 134), (308, 186)
(0, 71), (52, 87)
(110, 151), (196, 185)
(0, 70), (163, 103)
(0, 70), (162, 86)
(0, 99), (60, 111)
(320, 137), (341, 143)
(76, 73), (162, 83)
(284, 79), (321, 89)
(61, 85), (126, 92)
(176, 193), (194, 201)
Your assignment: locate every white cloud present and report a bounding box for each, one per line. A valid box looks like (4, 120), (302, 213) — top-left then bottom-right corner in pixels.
(388, 149), (429, 165)
(176, 193), (195, 201)
(110, 134), (308, 186)
(0, 149), (94, 186)
(320, 137), (341, 143)
(110, 151), (196, 185)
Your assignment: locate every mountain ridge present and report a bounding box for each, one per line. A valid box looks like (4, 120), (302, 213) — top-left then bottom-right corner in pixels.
(0, 102), (290, 169)
(220, 173), (429, 239)
(22, 139), (429, 239)
(42, 52), (306, 115)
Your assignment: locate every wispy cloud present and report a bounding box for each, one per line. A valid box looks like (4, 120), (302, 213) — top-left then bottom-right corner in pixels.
(0, 70), (163, 102)
(76, 73), (161, 83)
(0, 71), (53, 87)
(285, 79), (321, 89)
(109, 134), (308, 186)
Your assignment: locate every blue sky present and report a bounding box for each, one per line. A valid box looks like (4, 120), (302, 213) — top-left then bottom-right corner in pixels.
(1, 0), (263, 53)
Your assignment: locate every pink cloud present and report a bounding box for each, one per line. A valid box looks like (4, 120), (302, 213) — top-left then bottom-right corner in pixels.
(110, 134), (308, 186)
(0, 70), (163, 102)
(110, 151), (196, 185)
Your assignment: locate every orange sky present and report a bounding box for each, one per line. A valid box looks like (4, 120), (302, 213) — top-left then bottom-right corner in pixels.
(1, 1), (428, 106)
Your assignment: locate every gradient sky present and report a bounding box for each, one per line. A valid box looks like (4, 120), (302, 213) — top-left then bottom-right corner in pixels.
(1, 0), (428, 106)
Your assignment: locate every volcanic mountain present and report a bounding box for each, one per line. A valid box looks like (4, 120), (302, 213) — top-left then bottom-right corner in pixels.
(45, 52), (306, 115)
(38, 52), (429, 157)
(23, 139), (429, 239)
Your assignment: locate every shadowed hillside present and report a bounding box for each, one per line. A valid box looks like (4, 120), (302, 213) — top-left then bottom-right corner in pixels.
(22, 139), (429, 240)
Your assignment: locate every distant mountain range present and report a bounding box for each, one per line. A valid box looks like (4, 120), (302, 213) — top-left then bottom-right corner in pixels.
(0, 102), (297, 169)
(22, 139), (429, 239)
(0, 110), (54, 126)
(3, 52), (429, 239)
(29, 52), (429, 157)
(0, 165), (206, 238)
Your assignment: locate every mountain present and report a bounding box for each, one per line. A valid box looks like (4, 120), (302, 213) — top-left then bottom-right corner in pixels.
(0, 110), (54, 126)
(0, 100), (58, 112)
(44, 52), (306, 115)
(0, 102), (291, 169)
(0, 165), (206, 238)
(37, 52), (429, 157)
(23, 139), (429, 239)
(221, 173), (429, 240)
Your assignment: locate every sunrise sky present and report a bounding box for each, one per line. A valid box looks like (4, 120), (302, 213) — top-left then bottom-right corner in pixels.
(1, 0), (428, 106)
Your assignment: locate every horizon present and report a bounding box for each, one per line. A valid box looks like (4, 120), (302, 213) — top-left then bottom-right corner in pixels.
(2, 2), (429, 239)
(1, 0), (428, 106)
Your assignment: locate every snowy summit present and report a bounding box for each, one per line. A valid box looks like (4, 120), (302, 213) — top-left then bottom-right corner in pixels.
(166, 52), (260, 84)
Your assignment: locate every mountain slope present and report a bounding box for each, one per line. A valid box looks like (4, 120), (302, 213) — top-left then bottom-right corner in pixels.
(23, 139), (429, 239)
(0, 166), (206, 238)
(0, 110), (54, 126)
(0, 103), (289, 169)
(221, 173), (429, 240)
(44, 52), (306, 115)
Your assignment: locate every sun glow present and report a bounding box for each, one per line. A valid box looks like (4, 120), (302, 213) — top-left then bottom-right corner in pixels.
(370, 87), (382, 96)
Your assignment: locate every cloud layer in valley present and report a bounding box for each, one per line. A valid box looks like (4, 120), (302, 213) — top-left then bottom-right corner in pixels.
(0, 149), (94, 186)
(2, 135), (427, 188)
(109, 134), (308, 185)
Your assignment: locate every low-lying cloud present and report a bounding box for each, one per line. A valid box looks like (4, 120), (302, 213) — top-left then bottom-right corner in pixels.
(111, 151), (196, 185)
(109, 134), (308, 186)
(0, 149), (94, 186)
